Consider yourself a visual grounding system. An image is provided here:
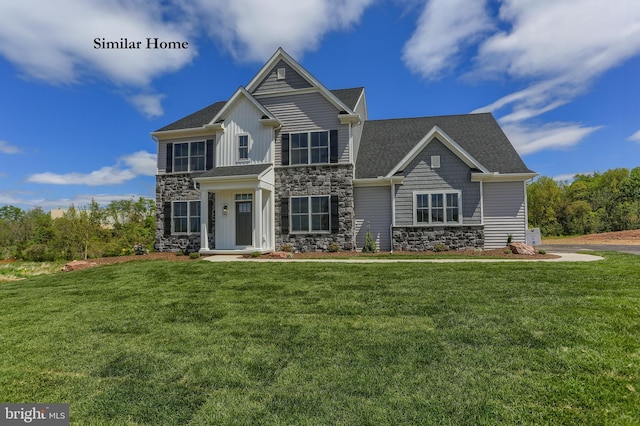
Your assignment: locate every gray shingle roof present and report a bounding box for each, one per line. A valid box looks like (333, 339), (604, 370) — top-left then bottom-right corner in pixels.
(156, 87), (364, 133)
(155, 101), (226, 132)
(355, 113), (533, 179)
(195, 164), (271, 179)
(331, 87), (364, 111)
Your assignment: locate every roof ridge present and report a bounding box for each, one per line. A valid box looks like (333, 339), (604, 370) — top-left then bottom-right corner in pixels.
(364, 112), (492, 123)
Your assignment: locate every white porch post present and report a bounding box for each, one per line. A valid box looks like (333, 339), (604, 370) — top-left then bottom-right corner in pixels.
(254, 188), (262, 250)
(200, 189), (209, 251)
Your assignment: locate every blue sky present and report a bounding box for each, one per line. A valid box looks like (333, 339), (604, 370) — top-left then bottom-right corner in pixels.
(1, 0), (639, 210)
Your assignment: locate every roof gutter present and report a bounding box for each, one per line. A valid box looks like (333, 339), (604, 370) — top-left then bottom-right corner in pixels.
(471, 172), (538, 182)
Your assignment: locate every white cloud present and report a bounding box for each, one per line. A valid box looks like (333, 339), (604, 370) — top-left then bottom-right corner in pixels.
(119, 151), (157, 176)
(26, 151), (156, 186)
(553, 173), (578, 183)
(128, 94), (165, 119)
(194, 0), (374, 62)
(628, 130), (640, 143)
(0, 0), (196, 86)
(404, 0), (640, 154)
(402, 0), (492, 79)
(0, 191), (150, 209)
(0, 140), (20, 154)
(27, 167), (136, 186)
(502, 122), (602, 156)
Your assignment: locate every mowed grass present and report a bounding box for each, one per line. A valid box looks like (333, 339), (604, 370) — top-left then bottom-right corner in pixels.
(0, 254), (639, 425)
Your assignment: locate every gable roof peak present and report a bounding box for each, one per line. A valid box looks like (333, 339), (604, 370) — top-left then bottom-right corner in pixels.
(245, 48), (355, 114)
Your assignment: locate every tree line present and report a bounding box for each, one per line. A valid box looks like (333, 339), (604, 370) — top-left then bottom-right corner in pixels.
(0, 198), (155, 261)
(527, 167), (640, 236)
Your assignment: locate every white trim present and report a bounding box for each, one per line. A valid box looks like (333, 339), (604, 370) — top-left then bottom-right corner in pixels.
(353, 176), (404, 187)
(387, 126), (489, 177)
(471, 172), (538, 182)
(412, 190), (462, 226)
(151, 127), (217, 139)
(338, 113), (360, 125)
(208, 87), (280, 127)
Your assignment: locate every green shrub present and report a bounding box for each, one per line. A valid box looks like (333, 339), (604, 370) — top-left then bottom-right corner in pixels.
(21, 244), (54, 262)
(189, 252), (200, 259)
(328, 242), (340, 252)
(362, 222), (377, 253)
(250, 251), (262, 258)
(433, 243), (447, 252)
(538, 249), (547, 255)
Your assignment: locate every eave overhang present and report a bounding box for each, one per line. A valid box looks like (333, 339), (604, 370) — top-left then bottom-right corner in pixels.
(353, 176), (404, 187)
(471, 172), (539, 182)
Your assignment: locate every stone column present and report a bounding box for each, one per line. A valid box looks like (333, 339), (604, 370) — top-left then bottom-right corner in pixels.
(254, 188), (262, 250)
(200, 189), (209, 251)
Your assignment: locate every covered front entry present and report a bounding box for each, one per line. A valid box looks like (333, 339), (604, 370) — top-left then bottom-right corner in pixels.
(194, 165), (275, 254)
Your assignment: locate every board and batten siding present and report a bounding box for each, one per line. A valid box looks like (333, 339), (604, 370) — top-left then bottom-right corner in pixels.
(354, 186), (392, 251)
(216, 97), (273, 167)
(257, 92), (350, 165)
(483, 181), (527, 248)
(252, 60), (313, 95)
(394, 139), (481, 225)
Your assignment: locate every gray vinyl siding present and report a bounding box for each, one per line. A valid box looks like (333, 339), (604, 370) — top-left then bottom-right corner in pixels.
(394, 139), (481, 225)
(483, 181), (527, 248)
(354, 186), (391, 251)
(258, 92), (350, 164)
(252, 60), (313, 94)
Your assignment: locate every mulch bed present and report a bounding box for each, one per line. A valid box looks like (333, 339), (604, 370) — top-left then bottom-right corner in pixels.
(281, 248), (558, 260)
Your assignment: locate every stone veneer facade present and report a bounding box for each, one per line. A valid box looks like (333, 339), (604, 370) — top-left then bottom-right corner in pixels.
(392, 226), (484, 252)
(155, 174), (213, 253)
(275, 164), (355, 252)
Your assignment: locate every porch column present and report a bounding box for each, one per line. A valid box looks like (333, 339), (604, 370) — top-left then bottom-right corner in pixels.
(200, 189), (209, 251)
(254, 188), (262, 250)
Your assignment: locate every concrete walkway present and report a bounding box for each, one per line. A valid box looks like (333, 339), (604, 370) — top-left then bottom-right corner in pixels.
(203, 252), (604, 263)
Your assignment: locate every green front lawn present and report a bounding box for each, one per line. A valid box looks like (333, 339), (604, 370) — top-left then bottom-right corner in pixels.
(1, 253), (639, 425)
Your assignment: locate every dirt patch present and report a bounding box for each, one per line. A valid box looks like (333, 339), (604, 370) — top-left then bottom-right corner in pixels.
(542, 229), (640, 245)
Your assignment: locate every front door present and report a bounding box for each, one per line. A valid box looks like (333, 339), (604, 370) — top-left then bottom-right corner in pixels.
(235, 194), (253, 246)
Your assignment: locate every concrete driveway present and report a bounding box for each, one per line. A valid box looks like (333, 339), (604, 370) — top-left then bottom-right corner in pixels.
(537, 244), (640, 256)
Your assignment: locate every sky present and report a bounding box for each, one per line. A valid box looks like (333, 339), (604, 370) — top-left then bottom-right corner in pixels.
(1, 0), (639, 211)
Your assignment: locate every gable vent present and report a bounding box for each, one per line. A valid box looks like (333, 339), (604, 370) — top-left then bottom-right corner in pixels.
(277, 67), (286, 80)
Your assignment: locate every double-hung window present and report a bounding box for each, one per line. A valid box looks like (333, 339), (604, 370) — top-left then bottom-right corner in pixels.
(173, 201), (201, 234)
(290, 196), (330, 232)
(238, 135), (249, 161)
(414, 192), (461, 225)
(290, 131), (329, 165)
(290, 133), (309, 165)
(174, 141), (205, 172)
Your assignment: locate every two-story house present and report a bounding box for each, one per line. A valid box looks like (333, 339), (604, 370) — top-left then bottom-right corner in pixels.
(151, 48), (537, 254)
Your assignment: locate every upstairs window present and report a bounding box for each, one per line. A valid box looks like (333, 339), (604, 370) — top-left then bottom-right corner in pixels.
(282, 130), (338, 165)
(414, 192), (461, 225)
(291, 133), (308, 165)
(238, 135), (249, 161)
(174, 141), (205, 172)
